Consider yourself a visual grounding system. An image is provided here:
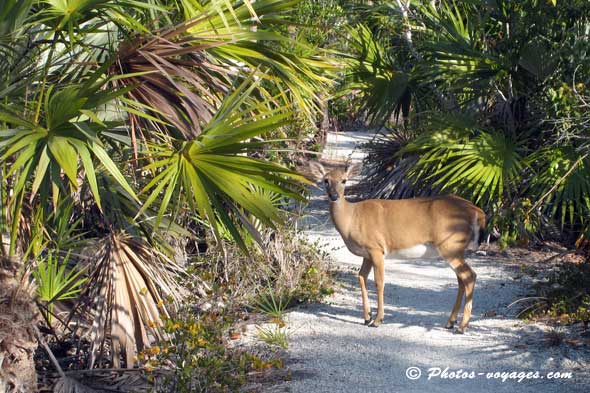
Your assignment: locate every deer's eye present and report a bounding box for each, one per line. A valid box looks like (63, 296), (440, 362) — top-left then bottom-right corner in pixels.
(341, 179), (347, 184)
(324, 179), (329, 184)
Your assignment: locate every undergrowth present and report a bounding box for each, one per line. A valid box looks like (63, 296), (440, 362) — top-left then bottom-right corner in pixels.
(145, 222), (333, 391)
(145, 308), (284, 392)
(187, 223), (334, 307)
(519, 262), (590, 326)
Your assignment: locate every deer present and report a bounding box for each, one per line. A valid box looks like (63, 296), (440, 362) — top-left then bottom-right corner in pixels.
(308, 161), (486, 334)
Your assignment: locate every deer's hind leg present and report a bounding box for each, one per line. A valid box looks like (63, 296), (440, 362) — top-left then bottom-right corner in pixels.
(445, 274), (465, 329)
(446, 257), (476, 334)
(438, 230), (477, 334)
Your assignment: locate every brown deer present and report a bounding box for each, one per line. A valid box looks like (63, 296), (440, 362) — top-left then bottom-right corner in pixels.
(309, 161), (486, 334)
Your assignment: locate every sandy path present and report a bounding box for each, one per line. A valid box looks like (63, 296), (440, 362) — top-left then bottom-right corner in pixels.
(270, 131), (590, 393)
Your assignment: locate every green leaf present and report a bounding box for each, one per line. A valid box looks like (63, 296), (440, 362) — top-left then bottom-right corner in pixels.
(89, 141), (138, 201)
(47, 135), (79, 186)
(30, 146), (51, 199)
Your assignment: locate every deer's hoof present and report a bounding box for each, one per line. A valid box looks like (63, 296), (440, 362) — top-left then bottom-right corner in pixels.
(453, 327), (465, 335)
(368, 318), (383, 328)
(444, 320), (457, 329)
(364, 313), (373, 326)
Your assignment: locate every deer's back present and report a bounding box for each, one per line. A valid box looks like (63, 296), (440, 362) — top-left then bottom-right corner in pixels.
(344, 195), (482, 257)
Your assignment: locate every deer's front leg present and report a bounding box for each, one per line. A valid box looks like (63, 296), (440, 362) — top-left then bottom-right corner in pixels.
(369, 250), (385, 327)
(358, 258), (373, 325)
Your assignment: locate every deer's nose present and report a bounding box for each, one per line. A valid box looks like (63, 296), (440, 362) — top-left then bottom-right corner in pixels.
(329, 193), (339, 201)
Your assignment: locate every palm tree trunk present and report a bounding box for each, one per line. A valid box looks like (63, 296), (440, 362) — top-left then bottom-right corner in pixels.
(0, 257), (39, 392)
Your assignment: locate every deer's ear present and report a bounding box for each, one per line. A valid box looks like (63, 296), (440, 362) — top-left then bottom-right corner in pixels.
(308, 161), (326, 181)
(345, 163), (361, 178)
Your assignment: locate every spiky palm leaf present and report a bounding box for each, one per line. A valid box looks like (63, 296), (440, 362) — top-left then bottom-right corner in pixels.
(341, 23), (410, 125)
(403, 127), (524, 207)
(0, 71), (144, 254)
(415, 1), (506, 93)
(140, 75), (308, 250)
(34, 251), (86, 323)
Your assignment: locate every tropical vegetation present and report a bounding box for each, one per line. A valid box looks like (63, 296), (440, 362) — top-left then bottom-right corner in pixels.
(347, 0), (590, 247)
(0, 0), (333, 389)
(1, 0), (589, 391)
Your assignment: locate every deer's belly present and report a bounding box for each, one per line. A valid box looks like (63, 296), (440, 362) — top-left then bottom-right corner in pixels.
(386, 244), (439, 259)
(343, 239), (439, 260)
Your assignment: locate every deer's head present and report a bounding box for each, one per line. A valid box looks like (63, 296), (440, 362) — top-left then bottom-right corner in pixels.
(309, 161), (361, 202)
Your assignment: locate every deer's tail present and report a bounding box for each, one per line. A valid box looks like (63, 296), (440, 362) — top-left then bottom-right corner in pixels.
(468, 208), (486, 251)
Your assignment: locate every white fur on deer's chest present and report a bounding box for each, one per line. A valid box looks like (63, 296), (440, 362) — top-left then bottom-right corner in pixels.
(386, 244), (439, 259)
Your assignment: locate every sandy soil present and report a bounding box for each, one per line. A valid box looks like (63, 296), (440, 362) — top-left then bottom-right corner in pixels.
(268, 131), (590, 393)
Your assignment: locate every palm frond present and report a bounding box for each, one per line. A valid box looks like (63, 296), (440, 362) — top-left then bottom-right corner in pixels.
(415, 1), (506, 93)
(0, 85), (137, 200)
(341, 23), (410, 125)
(74, 232), (185, 368)
(108, 0), (334, 145)
(404, 127), (524, 207)
(139, 75), (308, 250)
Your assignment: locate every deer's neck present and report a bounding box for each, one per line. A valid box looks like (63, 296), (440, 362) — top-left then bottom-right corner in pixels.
(329, 198), (354, 236)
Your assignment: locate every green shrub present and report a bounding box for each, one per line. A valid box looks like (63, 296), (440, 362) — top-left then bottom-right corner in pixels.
(187, 221), (333, 307)
(145, 309), (283, 392)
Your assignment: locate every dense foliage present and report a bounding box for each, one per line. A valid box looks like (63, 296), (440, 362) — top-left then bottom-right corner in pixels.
(0, 0), (332, 374)
(2, 0), (589, 390)
(345, 0), (590, 247)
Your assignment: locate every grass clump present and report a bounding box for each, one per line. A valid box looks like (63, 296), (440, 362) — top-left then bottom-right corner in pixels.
(253, 289), (292, 321)
(257, 325), (290, 349)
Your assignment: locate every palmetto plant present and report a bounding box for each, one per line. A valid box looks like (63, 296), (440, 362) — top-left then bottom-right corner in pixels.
(108, 0), (333, 143)
(34, 250), (86, 324)
(355, 0), (590, 244)
(0, 73), (140, 256)
(139, 75), (308, 249)
(341, 23), (411, 125)
(0, 0), (333, 369)
(403, 127), (525, 207)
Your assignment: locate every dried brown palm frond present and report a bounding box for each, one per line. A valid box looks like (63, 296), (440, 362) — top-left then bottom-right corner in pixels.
(0, 257), (39, 393)
(71, 232), (186, 369)
(108, 2), (334, 150)
(109, 26), (230, 141)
